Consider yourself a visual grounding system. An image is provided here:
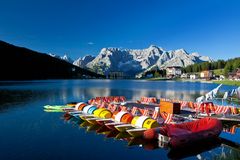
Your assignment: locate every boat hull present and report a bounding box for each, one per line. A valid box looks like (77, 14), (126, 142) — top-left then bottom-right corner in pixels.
(105, 122), (123, 130)
(127, 128), (147, 137)
(144, 117), (223, 148)
(80, 115), (95, 121)
(115, 124), (134, 132)
(96, 119), (114, 125)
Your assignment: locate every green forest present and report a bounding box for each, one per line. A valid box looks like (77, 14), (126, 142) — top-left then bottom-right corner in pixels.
(182, 58), (240, 75)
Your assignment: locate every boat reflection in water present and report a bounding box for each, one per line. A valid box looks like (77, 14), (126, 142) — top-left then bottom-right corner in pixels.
(222, 121), (240, 135)
(168, 137), (222, 159)
(61, 113), (240, 160)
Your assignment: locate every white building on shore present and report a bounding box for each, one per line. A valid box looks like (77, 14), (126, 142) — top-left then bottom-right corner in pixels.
(190, 74), (199, 80)
(166, 66), (182, 78)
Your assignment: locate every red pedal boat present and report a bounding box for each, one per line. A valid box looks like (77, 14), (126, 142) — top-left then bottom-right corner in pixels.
(144, 117), (222, 148)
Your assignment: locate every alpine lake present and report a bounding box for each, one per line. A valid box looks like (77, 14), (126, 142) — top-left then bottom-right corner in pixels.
(0, 80), (240, 160)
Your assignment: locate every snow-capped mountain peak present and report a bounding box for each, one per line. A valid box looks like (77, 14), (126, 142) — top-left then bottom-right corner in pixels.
(190, 52), (200, 57)
(49, 53), (74, 63)
(86, 45), (212, 76)
(73, 55), (95, 68)
(49, 45), (212, 77)
(61, 54), (74, 63)
(49, 53), (60, 59)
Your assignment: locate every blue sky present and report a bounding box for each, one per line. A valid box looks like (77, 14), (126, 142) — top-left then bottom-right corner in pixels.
(0, 0), (240, 60)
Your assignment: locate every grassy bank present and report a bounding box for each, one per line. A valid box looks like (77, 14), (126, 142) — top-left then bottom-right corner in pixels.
(213, 69), (225, 76)
(213, 80), (240, 86)
(146, 77), (169, 81)
(146, 77), (240, 86)
(177, 79), (213, 83)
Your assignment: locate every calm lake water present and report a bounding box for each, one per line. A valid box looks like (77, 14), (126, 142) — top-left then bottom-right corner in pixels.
(0, 80), (240, 160)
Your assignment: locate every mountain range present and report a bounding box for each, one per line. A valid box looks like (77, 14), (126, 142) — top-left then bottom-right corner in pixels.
(0, 40), (213, 80)
(53, 45), (212, 77)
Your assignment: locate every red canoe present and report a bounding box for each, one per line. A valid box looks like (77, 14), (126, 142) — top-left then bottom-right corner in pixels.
(144, 117), (222, 147)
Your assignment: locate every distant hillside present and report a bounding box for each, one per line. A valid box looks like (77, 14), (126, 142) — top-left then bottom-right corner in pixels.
(0, 40), (104, 80)
(182, 58), (240, 76)
(182, 60), (225, 73)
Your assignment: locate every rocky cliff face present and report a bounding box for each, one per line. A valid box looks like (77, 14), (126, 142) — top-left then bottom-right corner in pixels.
(73, 55), (95, 68)
(86, 45), (212, 76)
(51, 45), (212, 77)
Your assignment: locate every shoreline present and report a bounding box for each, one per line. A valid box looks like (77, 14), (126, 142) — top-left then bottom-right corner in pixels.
(1, 78), (240, 86)
(175, 79), (213, 84)
(213, 80), (240, 86)
(145, 77), (213, 84)
(145, 78), (240, 86)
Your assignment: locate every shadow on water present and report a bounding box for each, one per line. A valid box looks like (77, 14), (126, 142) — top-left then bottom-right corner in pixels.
(0, 90), (45, 111)
(167, 138), (222, 159)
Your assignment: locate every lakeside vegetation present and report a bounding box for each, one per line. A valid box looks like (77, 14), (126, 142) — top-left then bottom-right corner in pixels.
(147, 78), (240, 87)
(143, 69), (166, 78)
(213, 69), (225, 76)
(146, 77), (169, 81)
(213, 80), (240, 86)
(224, 58), (240, 75)
(182, 57), (240, 76)
(182, 60), (225, 73)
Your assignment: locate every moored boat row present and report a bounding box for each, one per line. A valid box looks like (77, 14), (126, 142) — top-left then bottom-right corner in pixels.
(44, 96), (225, 147)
